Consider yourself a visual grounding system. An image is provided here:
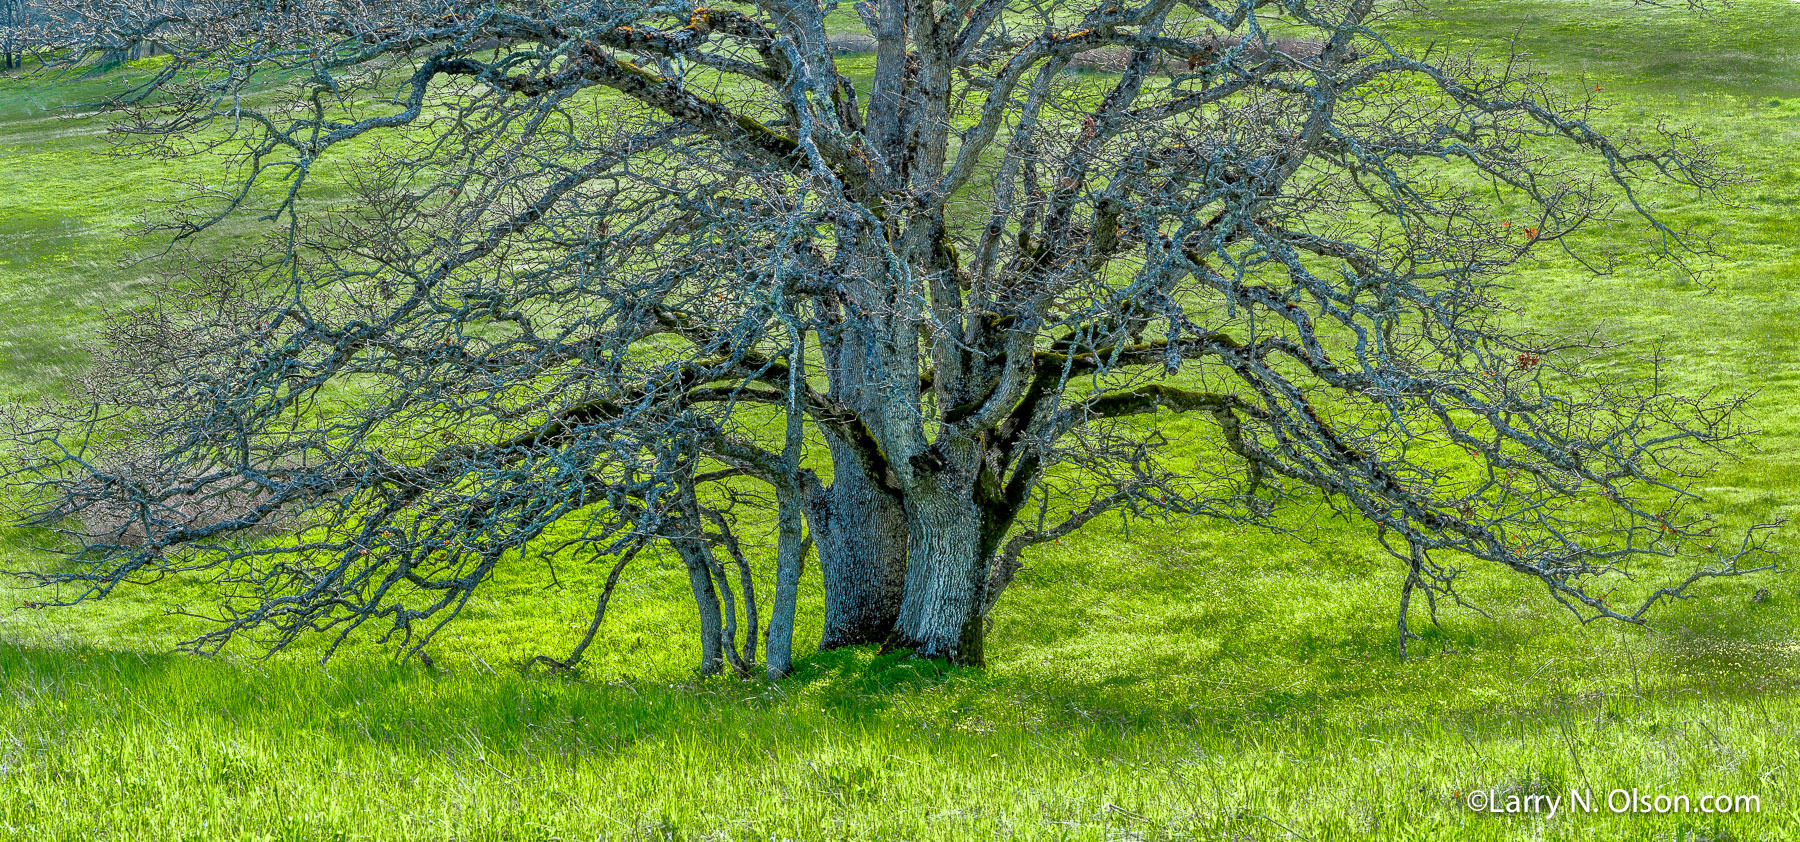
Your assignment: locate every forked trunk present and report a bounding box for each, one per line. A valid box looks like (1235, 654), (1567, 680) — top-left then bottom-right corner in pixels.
(893, 485), (988, 665)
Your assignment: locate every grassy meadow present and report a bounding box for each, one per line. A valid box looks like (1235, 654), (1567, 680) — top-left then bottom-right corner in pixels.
(3, 0), (1800, 839)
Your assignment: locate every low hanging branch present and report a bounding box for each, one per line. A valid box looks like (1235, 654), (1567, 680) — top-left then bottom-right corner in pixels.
(529, 543), (642, 674)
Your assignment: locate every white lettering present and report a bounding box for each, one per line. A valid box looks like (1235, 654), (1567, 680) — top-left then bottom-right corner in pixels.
(1569, 787), (1592, 813)
(1607, 788), (1631, 813)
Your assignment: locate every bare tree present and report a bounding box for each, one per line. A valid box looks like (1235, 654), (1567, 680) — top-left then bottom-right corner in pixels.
(0, 0), (32, 70)
(4, 0), (1779, 673)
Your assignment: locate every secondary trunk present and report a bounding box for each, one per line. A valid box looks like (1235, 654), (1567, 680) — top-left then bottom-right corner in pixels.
(674, 538), (726, 676)
(763, 485), (807, 679)
(813, 437), (909, 649)
(893, 483), (988, 665)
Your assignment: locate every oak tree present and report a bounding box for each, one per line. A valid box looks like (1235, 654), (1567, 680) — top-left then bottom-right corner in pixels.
(5, 0), (1776, 673)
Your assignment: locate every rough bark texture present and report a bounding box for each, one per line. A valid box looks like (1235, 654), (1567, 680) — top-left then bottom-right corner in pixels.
(893, 475), (989, 665)
(813, 438), (909, 649)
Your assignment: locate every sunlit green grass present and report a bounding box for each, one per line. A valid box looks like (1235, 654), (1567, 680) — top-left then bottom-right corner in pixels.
(3, 0), (1799, 838)
(3, 636), (1798, 840)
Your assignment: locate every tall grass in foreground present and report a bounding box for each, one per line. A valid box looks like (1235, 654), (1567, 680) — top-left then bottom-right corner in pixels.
(2, 643), (1797, 840)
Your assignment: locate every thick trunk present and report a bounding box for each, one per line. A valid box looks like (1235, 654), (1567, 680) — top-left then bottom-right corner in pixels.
(763, 486), (807, 679)
(813, 438), (909, 649)
(675, 539), (726, 676)
(893, 484), (988, 665)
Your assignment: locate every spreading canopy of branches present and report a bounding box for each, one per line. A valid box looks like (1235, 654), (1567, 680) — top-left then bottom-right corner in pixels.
(3, 0), (1778, 667)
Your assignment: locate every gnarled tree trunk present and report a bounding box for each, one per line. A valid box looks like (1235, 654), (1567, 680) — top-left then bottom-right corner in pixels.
(811, 438), (909, 649)
(893, 472), (989, 665)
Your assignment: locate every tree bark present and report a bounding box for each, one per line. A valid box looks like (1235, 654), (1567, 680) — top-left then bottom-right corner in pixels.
(763, 485), (807, 678)
(812, 436), (909, 649)
(674, 537), (726, 676)
(893, 479), (988, 665)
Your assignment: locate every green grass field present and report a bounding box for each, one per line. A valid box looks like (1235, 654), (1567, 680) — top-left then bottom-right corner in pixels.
(3, 0), (1800, 839)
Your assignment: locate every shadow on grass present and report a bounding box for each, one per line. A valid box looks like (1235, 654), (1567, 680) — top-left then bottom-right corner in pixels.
(11, 595), (1796, 774)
